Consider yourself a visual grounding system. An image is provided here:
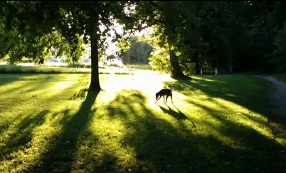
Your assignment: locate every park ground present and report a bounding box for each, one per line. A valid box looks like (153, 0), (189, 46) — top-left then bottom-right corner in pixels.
(0, 70), (286, 173)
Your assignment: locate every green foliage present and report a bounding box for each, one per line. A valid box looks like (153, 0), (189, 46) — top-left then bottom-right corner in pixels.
(115, 39), (130, 63)
(0, 1), (147, 90)
(180, 62), (196, 76)
(149, 49), (171, 74)
(67, 63), (91, 69)
(0, 41), (8, 56)
(271, 22), (286, 72)
(133, 2), (202, 77)
(0, 29), (76, 64)
(116, 36), (153, 64)
(134, 1), (286, 74)
(106, 55), (116, 60)
(3, 1), (286, 78)
(69, 35), (85, 63)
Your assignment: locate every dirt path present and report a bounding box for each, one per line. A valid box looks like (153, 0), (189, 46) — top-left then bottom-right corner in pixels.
(255, 75), (286, 116)
(256, 76), (286, 172)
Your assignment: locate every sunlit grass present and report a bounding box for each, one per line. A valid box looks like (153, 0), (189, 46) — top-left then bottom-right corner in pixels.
(0, 64), (153, 75)
(126, 64), (152, 70)
(0, 74), (285, 173)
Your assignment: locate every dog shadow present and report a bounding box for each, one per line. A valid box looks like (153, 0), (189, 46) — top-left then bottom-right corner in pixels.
(159, 105), (185, 120)
(158, 105), (196, 127)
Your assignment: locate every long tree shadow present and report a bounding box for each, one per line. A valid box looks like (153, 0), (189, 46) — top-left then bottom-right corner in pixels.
(1, 83), (283, 172)
(166, 76), (286, 126)
(102, 90), (281, 173)
(0, 110), (50, 162)
(104, 90), (213, 172)
(29, 89), (100, 172)
(163, 76), (286, 172)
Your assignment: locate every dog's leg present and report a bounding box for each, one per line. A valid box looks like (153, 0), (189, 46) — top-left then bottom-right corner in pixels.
(155, 96), (161, 103)
(166, 95), (169, 103)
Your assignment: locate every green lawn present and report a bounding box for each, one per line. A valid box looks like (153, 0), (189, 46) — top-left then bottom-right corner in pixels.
(125, 64), (152, 70)
(0, 64), (152, 74)
(0, 73), (285, 173)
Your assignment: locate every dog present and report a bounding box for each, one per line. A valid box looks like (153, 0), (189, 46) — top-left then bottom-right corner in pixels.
(155, 85), (173, 104)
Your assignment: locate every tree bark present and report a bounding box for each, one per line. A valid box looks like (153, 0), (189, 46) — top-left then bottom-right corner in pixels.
(89, 22), (101, 91)
(169, 49), (191, 79)
(228, 59), (233, 73)
(166, 27), (191, 79)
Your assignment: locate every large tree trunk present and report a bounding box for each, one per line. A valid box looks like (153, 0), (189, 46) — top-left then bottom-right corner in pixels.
(228, 59), (233, 73)
(89, 22), (101, 91)
(169, 49), (190, 79)
(192, 49), (200, 73)
(166, 29), (191, 79)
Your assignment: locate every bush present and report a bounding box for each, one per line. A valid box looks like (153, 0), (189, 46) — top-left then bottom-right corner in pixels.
(180, 62), (196, 76)
(149, 51), (196, 76)
(67, 63), (83, 68)
(68, 63), (91, 68)
(149, 53), (171, 74)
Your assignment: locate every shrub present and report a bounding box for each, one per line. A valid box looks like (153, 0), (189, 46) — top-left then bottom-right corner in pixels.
(68, 63), (86, 68)
(149, 52), (171, 74)
(180, 62), (196, 76)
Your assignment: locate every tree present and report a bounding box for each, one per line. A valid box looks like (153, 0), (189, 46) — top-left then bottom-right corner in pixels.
(117, 36), (153, 64)
(0, 41), (8, 57)
(106, 55), (116, 61)
(1, 1), (145, 91)
(0, 29), (78, 64)
(132, 1), (194, 78)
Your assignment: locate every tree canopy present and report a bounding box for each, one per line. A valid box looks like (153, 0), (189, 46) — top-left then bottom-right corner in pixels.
(1, 1), (286, 90)
(0, 1), (145, 91)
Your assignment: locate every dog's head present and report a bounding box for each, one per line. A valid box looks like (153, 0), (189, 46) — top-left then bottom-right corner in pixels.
(156, 92), (159, 99)
(167, 85), (171, 89)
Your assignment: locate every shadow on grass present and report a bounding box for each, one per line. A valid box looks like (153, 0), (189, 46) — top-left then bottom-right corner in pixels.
(166, 76), (286, 125)
(0, 110), (49, 162)
(102, 90), (281, 173)
(0, 84), (284, 172)
(158, 104), (195, 127)
(70, 88), (90, 100)
(29, 89), (100, 172)
(159, 105), (187, 120)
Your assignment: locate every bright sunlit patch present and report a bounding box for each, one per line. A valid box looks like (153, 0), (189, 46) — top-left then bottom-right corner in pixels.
(52, 81), (76, 90)
(226, 93), (237, 97)
(189, 96), (273, 139)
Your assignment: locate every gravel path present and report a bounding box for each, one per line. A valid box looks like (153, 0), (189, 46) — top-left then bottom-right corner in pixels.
(256, 76), (286, 116)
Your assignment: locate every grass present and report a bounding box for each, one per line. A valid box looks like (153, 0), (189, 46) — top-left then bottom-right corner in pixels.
(0, 73), (286, 173)
(0, 64), (92, 74)
(125, 64), (152, 70)
(0, 64), (151, 75)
